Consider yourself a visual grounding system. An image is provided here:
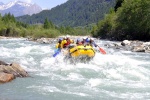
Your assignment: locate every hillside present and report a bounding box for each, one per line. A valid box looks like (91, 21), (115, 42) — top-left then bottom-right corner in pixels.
(92, 0), (150, 41)
(17, 0), (116, 27)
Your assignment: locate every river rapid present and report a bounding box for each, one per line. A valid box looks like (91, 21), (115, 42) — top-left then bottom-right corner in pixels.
(0, 38), (150, 100)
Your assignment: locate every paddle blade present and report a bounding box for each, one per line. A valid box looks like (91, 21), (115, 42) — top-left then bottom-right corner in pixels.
(99, 47), (106, 54)
(53, 49), (61, 57)
(53, 51), (60, 57)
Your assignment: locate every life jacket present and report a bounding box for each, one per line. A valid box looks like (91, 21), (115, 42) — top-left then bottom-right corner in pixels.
(61, 39), (67, 48)
(55, 43), (60, 48)
(64, 39), (71, 48)
(56, 41), (61, 48)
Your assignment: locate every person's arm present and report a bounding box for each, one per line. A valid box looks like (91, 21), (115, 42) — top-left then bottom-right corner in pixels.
(56, 43), (59, 48)
(92, 42), (98, 47)
(61, 40), (64, 48)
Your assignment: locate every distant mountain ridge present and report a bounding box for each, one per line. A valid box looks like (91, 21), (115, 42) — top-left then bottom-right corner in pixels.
(0, 1), (42, 17)
(17, 0), (116, 27)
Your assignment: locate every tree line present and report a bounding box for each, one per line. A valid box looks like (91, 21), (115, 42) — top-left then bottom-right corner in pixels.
(92, 0), (150, 41)
(0, 13), (91, 38)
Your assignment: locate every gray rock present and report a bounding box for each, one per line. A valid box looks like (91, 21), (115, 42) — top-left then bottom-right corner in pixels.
(0, 60), (9, 66)
(104, 40), (150, 53)
(132, 46), (145, 52)
(122, 40), (131, 46)
(0, 61), (29, 83)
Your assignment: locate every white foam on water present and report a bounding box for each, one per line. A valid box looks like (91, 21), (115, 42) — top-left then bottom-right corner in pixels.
(27, 85), (61, 94)
(15, 46), (39, 56)
(0, 47), (12, 57)
(106, 69), (125, 80)
(127, 70), (149, 80)
(28, 84), (90, 97)
(1, 38), (150, 99)
(68, 92), (89, 97)
(42, 86), (61, 93)
(87, 78), (102, 87)
(67, 73), (83, 80)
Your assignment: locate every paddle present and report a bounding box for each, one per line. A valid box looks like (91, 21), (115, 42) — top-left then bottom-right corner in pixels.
(98, 46), (106, 54)
(53, 48), (61, 57)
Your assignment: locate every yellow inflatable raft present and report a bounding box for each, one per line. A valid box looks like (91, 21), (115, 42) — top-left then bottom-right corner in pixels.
(69, 45), (95, 58)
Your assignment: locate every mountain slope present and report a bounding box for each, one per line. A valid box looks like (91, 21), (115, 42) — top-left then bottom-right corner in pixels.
(17, 0), (116, 27)
(0, 1), (42, 17)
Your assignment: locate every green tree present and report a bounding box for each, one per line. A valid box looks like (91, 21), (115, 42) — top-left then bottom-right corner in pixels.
(93, 0), (150, 41)
(114, 0), (124, 12)
(2, 13), (16, 23)
(43, 18), (50, 29)
(116, 0), (150, 40)
(49, 21), (55, 29)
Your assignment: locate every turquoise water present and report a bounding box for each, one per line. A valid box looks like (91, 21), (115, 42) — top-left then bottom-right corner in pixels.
(0, 38), (150, 100)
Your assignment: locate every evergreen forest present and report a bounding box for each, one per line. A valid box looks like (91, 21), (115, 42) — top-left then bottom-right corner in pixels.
(16, 0), (115, 27)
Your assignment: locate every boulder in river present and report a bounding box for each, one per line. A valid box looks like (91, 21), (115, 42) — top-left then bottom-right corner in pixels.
(0, 61), (29, 84)
(0, 72), (15, 83)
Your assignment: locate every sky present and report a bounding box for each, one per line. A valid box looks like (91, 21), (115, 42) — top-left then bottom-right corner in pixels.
(0, 0), (68, 9)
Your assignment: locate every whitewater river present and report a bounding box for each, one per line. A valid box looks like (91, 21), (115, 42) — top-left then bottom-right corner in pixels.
(0, 38), (150, 100)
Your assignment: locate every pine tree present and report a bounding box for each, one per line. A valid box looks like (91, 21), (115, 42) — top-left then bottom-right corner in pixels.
(43, 18), (50, 29)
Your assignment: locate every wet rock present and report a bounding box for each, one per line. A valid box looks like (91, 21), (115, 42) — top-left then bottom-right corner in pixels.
(132, 45), (145, 52)
(145, 50), (150, 53)
(0, 72), (15, 83)
(143, 42), (150, 46)
(28, 37), (57, 44)
(0, 61), (29, 84)
(0, 60), (9, 66)
(10, 62), (29, 77)
(121, 40), (131, 46)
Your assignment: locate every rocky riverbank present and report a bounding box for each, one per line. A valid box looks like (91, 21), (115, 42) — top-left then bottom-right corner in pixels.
(104, 40), (150, 53)
(1, 35), (150, 53)
(0, 60), (29, 84)
(27, 36), (150, 53)
(27, 35), (90, 44)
